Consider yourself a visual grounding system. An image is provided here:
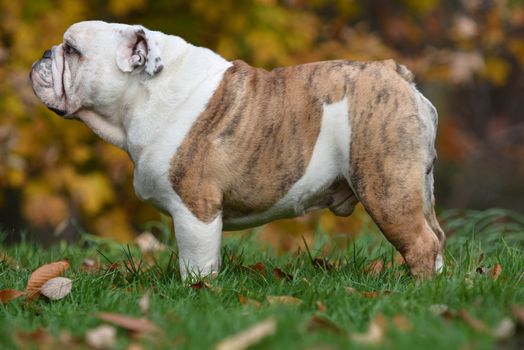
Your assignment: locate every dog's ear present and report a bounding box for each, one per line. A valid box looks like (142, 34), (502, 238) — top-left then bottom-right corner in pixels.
(116, 25), (163, 76)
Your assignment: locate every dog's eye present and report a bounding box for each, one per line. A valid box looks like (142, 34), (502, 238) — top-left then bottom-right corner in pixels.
(64, 43), (79, 56)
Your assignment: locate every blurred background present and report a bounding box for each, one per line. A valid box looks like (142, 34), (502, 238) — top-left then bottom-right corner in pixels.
(0, 0), (523, 247)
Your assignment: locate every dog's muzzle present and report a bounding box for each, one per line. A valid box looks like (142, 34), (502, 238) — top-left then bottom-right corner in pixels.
(30, 49), (67, 117)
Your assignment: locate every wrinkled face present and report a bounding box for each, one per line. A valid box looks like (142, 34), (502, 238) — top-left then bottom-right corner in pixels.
(30, 21), (163, 118)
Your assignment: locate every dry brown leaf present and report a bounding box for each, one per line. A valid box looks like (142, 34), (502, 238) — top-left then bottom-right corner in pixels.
(267, 295), (302, 305)
(127, 343), (146, 350)
(15, 328), (54, 349)
(0, 289), (24, 304)
(459, 310), (514, 338)
(134, 232), (166, 254)
(189, 281), (205, 290)
(394, 254), (406, 265)
(215, 318), (276, 350)
(307, 315), (342, 334)
(458, 310), (489, 333)
(351, 314), (386, 345)
(361, 291), (380, 298)
(393, 314), (412, 332)
(386, 254), (406, 268)
(249, 262), (266, 273)
(40, 277), (72, 300)
(273, 267), (293, 281)
(510, 305), (524, 326)
(489, 264), (502, 280)
(365, 259), (384, 275)
(85, 325), (117, 349)
(238, 295), (262, 307)
(96, 312), (160, 334)
(25, 260), (70, 298)
(316, 301), (327, 313)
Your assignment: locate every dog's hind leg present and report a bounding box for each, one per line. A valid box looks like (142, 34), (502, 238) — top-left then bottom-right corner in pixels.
(348, 112), (442, 277)
(424, 167), (446, 272)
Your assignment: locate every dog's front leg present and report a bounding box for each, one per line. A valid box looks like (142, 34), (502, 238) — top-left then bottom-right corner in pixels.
(171, 201), (223, 280)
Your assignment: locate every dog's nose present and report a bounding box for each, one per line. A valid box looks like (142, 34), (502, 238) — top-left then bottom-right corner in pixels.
(42, 50), (52, 59)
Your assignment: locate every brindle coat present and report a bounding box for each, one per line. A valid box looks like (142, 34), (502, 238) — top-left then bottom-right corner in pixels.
(169, 59), (445, 276)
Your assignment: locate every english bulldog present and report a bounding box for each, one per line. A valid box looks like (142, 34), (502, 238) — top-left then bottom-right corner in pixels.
(30, 21), (445, 279)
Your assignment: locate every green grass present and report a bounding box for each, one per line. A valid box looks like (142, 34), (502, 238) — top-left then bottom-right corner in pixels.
(1, 209), (524, 349)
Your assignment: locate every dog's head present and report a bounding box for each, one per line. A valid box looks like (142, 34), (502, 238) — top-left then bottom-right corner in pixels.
(30, 21), (164, 118)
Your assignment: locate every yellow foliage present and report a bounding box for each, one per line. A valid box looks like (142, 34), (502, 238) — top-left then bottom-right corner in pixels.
(109, 0), (146, 16)
(482, 56), (510, 86)
(64, 172), (115, 216)
(94, 208), (135, 242)
(22, 183), (68, 227)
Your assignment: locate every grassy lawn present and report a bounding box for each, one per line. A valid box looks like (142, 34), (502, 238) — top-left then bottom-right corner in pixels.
(1, 209), (524, 349)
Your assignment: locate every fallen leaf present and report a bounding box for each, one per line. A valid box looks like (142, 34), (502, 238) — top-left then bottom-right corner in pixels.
(429, 304), (449, 316)
(215, 318), (276, 350)
(510, 305), (524, 326)
(351, 314), (386, 345)
(25, 260), (70, 298)
(307, 315), (342, 334)
(491, 318), (514, 339)
(459, 310), (514, 338)
(316, 301), (327, 313)
(40, 277), (72, 300)
(273, 268), (293, 281)
(361, 291), (380, 298)
(267, 295), (302, 305)
(489, 264), (502, 280)
(189, 281), (205, 290)
(85, 325), (117, 349)
(96, 312), (160, 333)
(365, 259), (384, 275)
(458, 310), (489, 333)
(238, 295), (261, 308)
(475, 266), (489, 274)
(127, 343), (145, 350)
(134, 232), (165, 254)
(15, 328), (54, 349)
(248, 262), (266, 274)
(393, 314), (412, 332)
(203, 280), (223, 293)
(139, 291), (150, 314)
(0, 289), (24, 304)
(394, 254), (406, 265)
(344, 287), (356, 294)
(82, 258), (100, 273)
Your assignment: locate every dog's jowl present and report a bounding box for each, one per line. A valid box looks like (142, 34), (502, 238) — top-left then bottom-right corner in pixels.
(30, 21), (445, 279)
